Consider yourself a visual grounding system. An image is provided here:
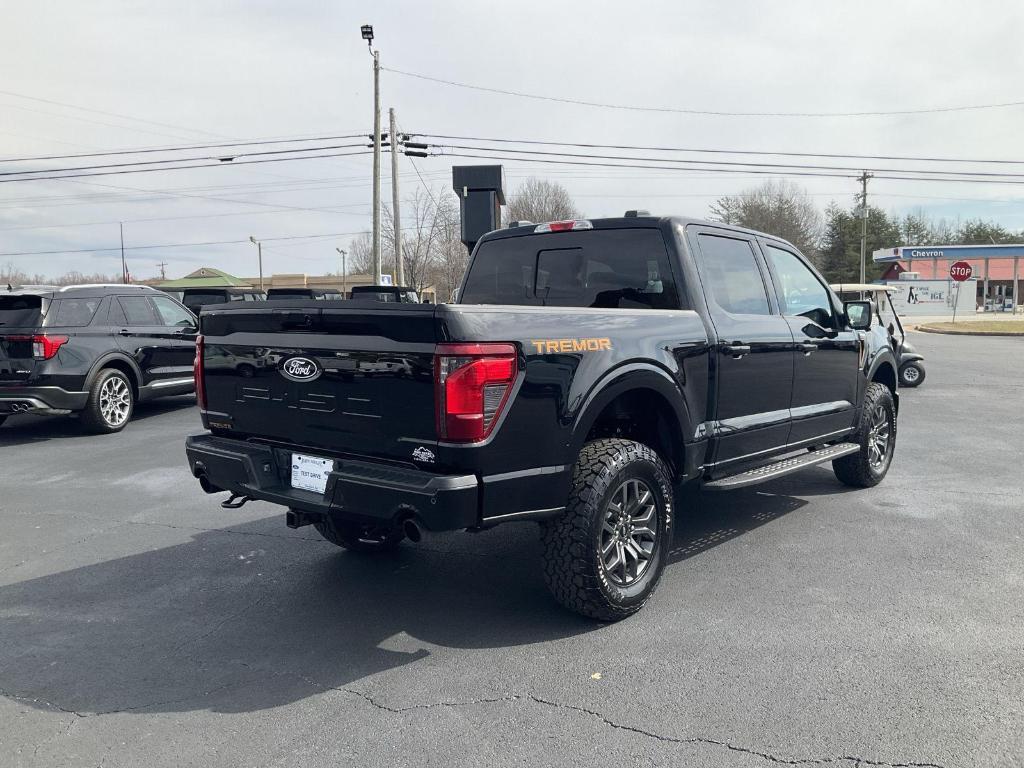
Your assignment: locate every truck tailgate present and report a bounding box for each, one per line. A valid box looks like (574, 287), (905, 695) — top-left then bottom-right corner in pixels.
(199, 302), (439, 461)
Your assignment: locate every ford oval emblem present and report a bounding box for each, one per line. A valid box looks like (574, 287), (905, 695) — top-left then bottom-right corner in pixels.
(280, 356), (322, 382)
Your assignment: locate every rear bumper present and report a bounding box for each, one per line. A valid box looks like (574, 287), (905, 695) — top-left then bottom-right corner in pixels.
(184, 434), (480, 532)
(0, 386), (88, 415)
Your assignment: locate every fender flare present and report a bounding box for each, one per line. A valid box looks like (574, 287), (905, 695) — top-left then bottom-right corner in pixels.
(85, 352), (144, 394)
(866, 348), (898, 383)
(569, 363), (694, 465)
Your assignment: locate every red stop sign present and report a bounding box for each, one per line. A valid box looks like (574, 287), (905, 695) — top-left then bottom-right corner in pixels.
(949, 261), (973, 282)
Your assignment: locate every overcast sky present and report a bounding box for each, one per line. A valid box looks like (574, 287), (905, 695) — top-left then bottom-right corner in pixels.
(3, 0), (1024, 281)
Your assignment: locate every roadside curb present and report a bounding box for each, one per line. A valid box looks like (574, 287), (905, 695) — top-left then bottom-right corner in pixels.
(916, 324), (1024, 337)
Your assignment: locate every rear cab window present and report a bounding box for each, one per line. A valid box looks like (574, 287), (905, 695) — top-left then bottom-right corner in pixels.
(460, 228), (683, 309)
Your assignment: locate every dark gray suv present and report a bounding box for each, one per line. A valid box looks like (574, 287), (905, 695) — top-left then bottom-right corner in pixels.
(0, 284), (197, 433)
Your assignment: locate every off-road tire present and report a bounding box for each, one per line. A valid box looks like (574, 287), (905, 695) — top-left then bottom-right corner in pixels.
(80, 368), (135, 434)
(899, 361), (925, 387)
(313, 514), (404, 553)
(541, 438), (674, 621)
(833, 382), (896, 488)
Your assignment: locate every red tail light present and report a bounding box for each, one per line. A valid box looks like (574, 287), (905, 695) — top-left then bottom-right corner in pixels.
(435, 343), (518, 442)
(3, 334), (69, 360)
(194, 335), (207, 410)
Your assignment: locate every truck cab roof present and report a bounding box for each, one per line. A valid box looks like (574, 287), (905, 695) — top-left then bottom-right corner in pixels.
(489, 215), (800, 251)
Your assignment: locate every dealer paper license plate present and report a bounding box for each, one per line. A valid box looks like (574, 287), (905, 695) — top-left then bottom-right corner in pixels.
(290, 453), (332, 494)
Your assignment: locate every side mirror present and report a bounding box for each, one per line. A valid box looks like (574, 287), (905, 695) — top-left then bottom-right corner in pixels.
(845, 300), (873, 330)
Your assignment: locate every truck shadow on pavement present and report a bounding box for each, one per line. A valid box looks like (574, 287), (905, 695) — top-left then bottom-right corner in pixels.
(0, 480), (816, 717)
(0, 395), (196, 446)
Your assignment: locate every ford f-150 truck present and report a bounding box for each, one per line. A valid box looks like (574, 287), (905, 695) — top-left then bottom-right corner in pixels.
(185, 215), (898, 620)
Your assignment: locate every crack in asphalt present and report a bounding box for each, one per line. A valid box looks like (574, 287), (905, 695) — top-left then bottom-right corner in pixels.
(295, 677), (945, 768)
(1, 673), (945, 768)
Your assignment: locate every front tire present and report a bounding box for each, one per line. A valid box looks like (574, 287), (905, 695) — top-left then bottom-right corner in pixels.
(541, 439), (674, 621)
(80, 369), (134, 434)
(833, 382), (896, 488)
(899, 361), (925, 387)
(313, 514), (404, 553)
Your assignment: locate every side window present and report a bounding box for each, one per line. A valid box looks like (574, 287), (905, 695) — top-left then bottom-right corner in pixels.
(108, 297), (128, 326)
(151, 295), (196, 327)
(765, 245), (833, 327)
(118, 296), (159, 326)
(695, 234), (771, 315)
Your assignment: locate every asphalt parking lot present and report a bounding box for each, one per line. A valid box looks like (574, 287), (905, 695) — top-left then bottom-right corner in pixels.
(1, 331), (1021, 768)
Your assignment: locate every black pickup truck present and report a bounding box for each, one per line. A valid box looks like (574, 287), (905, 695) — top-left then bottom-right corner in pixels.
(185, 215), (898, 620)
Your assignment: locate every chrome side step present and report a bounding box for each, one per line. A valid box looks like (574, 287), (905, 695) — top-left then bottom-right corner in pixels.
(703, 443), (859, 491)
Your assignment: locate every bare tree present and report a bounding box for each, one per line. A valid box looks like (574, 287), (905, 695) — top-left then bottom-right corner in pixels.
(431, 194), (468, 301)
(1, 262), (28, 288)
(710, 180), (823, 261)
(345, 231), (375, 276)
(506, 177), (579, 224)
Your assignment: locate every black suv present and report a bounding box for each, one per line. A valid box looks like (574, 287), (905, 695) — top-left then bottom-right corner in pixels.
(170, 287), (265, 314)
(266, 287), (344, 300)
(349, 285), (420, 303)
(0, 284), (197, 433)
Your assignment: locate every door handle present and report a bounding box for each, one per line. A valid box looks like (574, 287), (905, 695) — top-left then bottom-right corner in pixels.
(722, 344), (751, 359)
(797, 342), (817, 355)
(117, 328), (131, 336)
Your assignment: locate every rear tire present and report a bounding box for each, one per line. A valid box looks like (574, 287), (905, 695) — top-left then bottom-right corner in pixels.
(899, 361), (925, 387)
(313, 514), (404, 553)
(541, 438), (674, 622)
(833, 382), (896, 488)
(80, 369), (134, 434)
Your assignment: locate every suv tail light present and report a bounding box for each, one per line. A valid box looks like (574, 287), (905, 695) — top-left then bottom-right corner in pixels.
(435, 343), (518, 442)
(3, 334), (69, 360)
(194, 335), (207, 410)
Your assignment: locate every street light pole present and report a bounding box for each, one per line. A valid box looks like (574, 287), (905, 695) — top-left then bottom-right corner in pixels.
(249, 236), (263, 291)
(336, 248), (347, 297)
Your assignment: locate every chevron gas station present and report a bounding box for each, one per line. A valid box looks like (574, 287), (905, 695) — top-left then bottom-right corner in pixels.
(873, 243), (1022, 315)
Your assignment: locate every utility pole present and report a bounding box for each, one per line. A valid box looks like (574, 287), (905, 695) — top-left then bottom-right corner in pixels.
(336, 248), (347, 297)
(858, 172), (871, 285)
(120, 222), (127, 284)
(249, 236), (263, 291)
(361, 25), (383, 286)
(390, 107), (404, 287)
(157, 261), (167, 281)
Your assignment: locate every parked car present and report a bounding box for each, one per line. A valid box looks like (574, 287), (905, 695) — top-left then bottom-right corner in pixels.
(266, 287), (344, 301)
(0, 284), (197, 432)
(832, 283), (925, 387)
(172, 287), (265, 314)
(186, 215), (899, 620)
(349, 285), (420, 303)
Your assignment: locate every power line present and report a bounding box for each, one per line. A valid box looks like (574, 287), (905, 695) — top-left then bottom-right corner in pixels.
(0, 150), (374, 184)
(413, 133), (1024, 167)
(0, 143), (370, 178)
(0, 89), (224, 137)
(0, 202), (373, 233)
(428, 143), (1024, 180)
(0, 134), (370, 164)
(384, 67), (1024, 118)
(436, 151), (1024, 186)
(0, 229), (375, 258)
